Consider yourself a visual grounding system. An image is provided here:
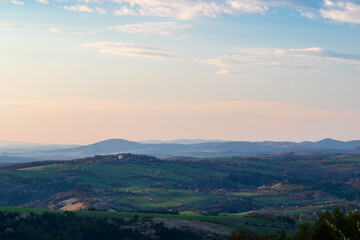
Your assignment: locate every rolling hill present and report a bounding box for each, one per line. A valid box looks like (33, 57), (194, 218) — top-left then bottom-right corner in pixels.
(0, 152), (359, 237)
(1, 138), (359, 161)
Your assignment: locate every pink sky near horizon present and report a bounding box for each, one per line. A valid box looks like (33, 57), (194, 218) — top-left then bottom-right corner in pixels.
(1, 98), (360, 145)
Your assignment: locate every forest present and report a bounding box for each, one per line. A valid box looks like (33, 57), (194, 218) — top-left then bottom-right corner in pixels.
(0, 205), (359, 240)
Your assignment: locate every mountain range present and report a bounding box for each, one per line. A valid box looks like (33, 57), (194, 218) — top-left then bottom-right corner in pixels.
(0, 138), (360, 162)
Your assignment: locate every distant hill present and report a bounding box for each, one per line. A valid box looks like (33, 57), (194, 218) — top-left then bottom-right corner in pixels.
(298, 138), (360, 150)
(139, 139), (229, 144)
(1, 138), (360, 161)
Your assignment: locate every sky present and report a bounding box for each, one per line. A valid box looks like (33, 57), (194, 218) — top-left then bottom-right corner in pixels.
(0, 0), (359, 144)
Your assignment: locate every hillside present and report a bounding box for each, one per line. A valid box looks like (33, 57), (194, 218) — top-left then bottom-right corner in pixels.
(1, 153), (359, 213)
(0, 152), (359, 236)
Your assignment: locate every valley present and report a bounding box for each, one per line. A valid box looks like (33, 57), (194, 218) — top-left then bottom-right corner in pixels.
(1, 152), (359, 237)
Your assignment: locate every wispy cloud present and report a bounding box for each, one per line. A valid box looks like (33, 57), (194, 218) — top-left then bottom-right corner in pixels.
(112, 0), (317, 19)
(107, 22), (192, 36)
(0, 22), (21, 27)
(64, 4), (107, 14)
(297, 9), (318, 20)
(83, 42), (183, 59)
(64, 4), (93, 13)
(215, 68), (251, 78)
(49, 27), (63, 33)
(286, 47), (360, 62)
(37, 0), (48, 4)
(320, 0), (360, 24)
(95, 7), (107, 14)
(0, 0), (24, 5)
(216, 69), (231, 76)
(113, 0), (224, 19)
(49, 27), (99, 36)
(199, 46), (360, 75)
(53, 0), (359, 24)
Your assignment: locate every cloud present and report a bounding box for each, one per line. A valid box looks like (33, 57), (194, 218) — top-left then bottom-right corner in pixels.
(64, 4), (107, 14)
(216, 69), (231, 76)
(49, 27), (99, 36)
(49, 27), (63, 33)
(287, 47), (360, 62)
(95, 7), (107, 14)
(64, 4), (93, 12)
(37, 0), (48, 4)
(107, 22), (191, 36)
(215, 68), (251, 77)
(199, 46), (360, 75)
(83, 42), (183, 59)
(113, 0), (224, 19)
(320, 0), (360, 24)
(196, 58), (227, 67)
(0, 22), (21, 27)
(80, 0), (105, 3)
(226, 0), (268, 14)
(112, 0), (317, 19)
(297, 9), (318, 20)
(53, 0), (360, 24)
(10, 0), (23, 4)
(1, 0), (24, 5)
(25, 0), (359, 25)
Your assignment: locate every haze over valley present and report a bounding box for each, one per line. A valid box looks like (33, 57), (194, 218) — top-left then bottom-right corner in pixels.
(1, 138), (360, 162)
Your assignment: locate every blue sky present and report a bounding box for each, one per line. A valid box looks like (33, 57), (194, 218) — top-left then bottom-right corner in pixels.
(0, 0), (359, 144)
